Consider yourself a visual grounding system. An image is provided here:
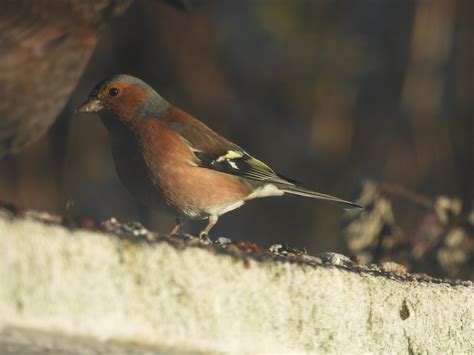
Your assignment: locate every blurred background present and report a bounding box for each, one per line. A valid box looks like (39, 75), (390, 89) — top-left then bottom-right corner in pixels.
(0, 0), (472, 279)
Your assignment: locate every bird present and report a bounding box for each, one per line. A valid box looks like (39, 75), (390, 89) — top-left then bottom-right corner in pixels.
(77, 74), (362, 236)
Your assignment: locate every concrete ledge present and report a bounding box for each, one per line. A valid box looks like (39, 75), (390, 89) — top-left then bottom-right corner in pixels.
(0, 210), (473, 353)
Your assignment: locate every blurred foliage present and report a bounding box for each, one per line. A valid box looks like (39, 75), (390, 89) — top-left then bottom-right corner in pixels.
(344, 181), (473, 280)
(0, 0), (472, 279)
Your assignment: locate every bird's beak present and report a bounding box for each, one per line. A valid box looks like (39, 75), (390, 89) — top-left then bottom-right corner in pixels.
(76, 99), (104, 113)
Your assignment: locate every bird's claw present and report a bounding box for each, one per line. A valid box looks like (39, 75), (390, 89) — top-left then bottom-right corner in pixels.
(198, 231), (212, 243)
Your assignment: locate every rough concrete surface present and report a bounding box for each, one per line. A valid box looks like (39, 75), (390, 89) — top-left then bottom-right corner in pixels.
(0, 209), (473, 354)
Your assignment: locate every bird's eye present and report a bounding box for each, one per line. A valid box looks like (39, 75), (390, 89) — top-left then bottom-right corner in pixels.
(109, 87), (120, 97)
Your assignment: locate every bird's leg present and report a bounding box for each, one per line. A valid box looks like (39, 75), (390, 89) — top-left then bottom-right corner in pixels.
(199, 214), (219, 239)
(169, 217), (183, 236)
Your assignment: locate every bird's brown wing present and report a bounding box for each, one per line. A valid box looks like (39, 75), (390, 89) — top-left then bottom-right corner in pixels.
(163, 110), (294, 185)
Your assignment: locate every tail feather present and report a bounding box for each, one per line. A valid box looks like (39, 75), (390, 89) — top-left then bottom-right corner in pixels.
(279, 185), (363, 210)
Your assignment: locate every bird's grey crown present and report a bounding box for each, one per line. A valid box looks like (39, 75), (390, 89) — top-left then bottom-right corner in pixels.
(108, 74), (148, 87)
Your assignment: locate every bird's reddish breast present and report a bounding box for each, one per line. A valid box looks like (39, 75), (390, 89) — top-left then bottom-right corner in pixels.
(134, 119), (252, 216)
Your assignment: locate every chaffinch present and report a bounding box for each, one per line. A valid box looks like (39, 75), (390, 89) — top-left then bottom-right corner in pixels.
(77, 74), (362, 236)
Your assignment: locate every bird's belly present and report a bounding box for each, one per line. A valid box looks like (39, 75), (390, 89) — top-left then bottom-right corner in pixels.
(155, 163), (252, 219)
(201, 200), (245, 218)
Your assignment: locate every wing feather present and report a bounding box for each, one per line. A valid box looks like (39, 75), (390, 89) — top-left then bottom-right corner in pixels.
(163, 112), (296, 185)
(194, 149), (293, 185)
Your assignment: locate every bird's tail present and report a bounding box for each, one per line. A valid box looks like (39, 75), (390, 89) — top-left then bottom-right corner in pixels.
(279, 185), (363, 210)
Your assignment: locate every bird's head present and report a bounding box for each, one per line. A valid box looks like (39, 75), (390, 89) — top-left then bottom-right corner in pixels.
(77, 74), (170, 123)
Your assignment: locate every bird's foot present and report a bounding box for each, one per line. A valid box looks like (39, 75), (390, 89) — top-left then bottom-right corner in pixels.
(198, 231), (212, 243)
